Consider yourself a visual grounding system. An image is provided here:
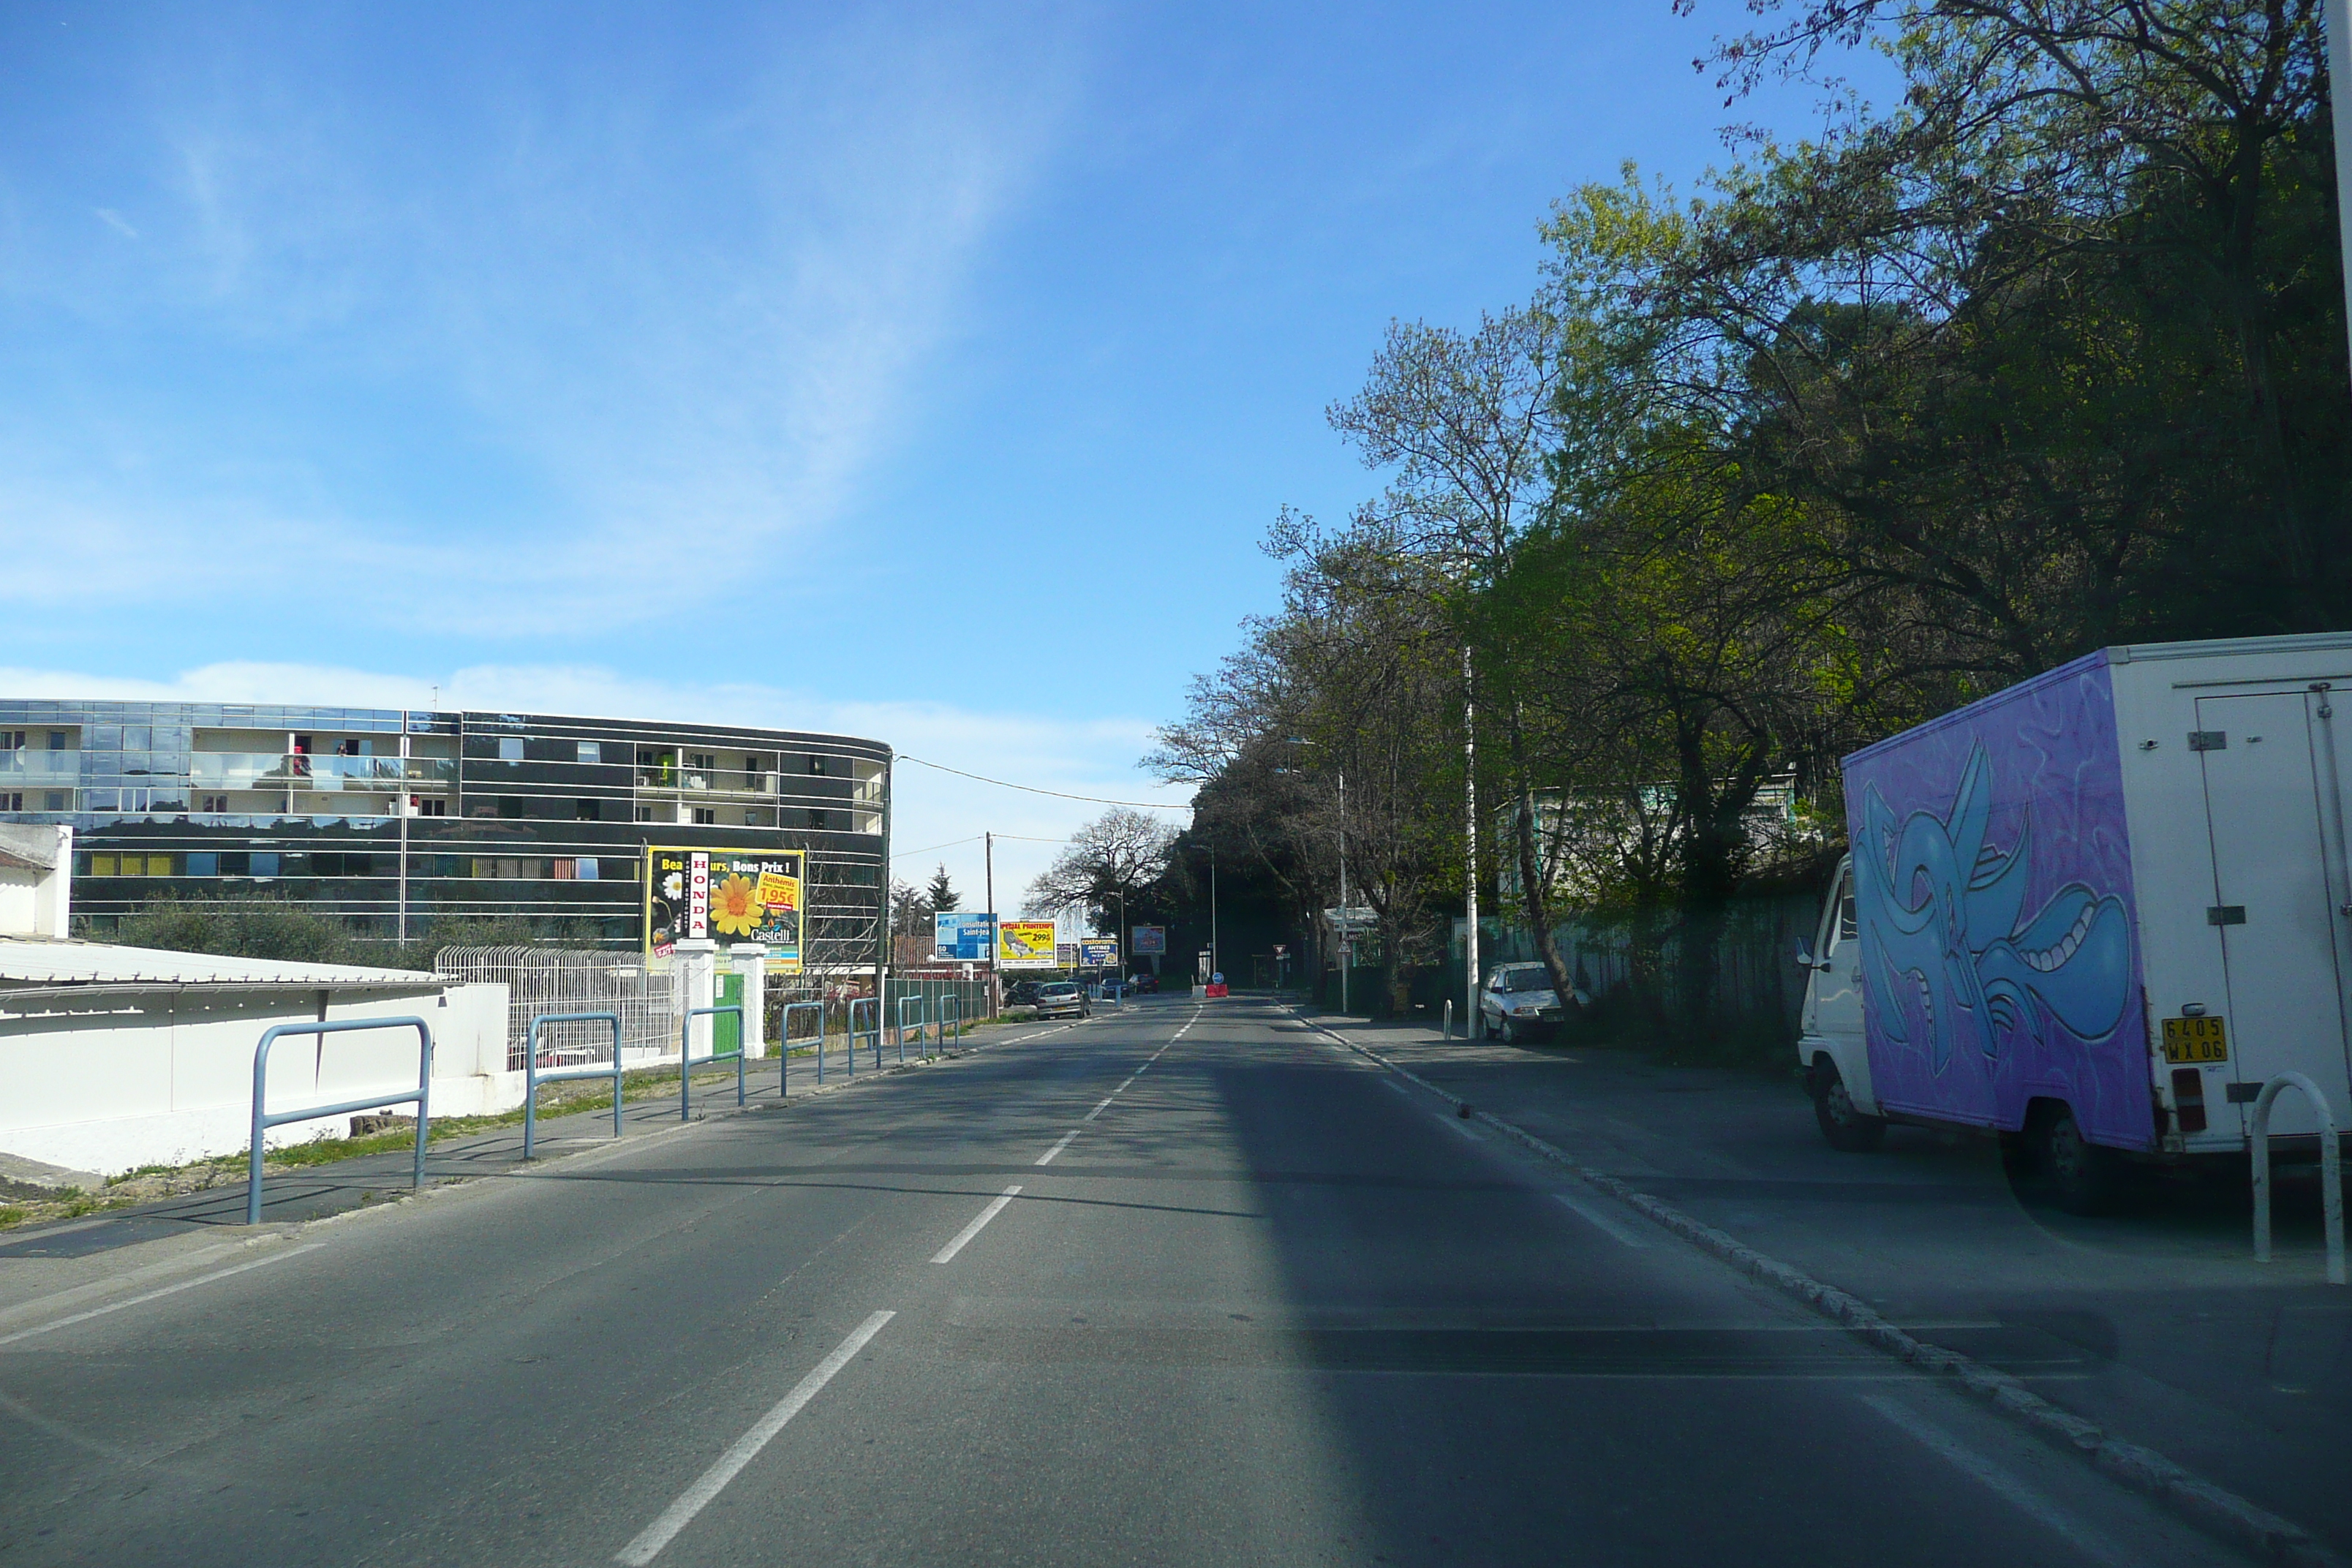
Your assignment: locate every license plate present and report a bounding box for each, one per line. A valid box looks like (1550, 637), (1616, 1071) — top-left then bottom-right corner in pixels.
(2161, 1016), (2229, 1064)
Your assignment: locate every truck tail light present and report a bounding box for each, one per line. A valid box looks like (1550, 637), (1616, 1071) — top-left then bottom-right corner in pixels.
(2171, 1068), (2208, 1134)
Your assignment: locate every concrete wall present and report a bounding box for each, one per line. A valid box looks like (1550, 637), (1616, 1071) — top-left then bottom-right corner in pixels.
(0, 824), (71, 938)
(0, 982), (516, 1177)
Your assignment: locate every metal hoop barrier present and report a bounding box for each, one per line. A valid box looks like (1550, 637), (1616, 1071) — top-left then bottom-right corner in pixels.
(524, 1011), (623, 1159)
(896, 993), (927, 1062)
(679, 1004), (747, 1122)
(248, 1017), (433, 1226)
(779, 1000), (824, 1092)
(848, 995), (878, 1071)
(939, 993), (962, 1048)
(2252, 1071), (2346, 1284)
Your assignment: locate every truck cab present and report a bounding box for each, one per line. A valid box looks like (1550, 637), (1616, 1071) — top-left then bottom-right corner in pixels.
(1796, 856), (1882, 1150)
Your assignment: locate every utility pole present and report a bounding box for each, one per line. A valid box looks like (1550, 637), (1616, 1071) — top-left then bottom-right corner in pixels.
(2332, 0), (2352, 385)
(984, 829), (997, 1013)
(1208, 833), (1218, 982)
(875, 754), (892, 1027)
(1338, 767), (1349, 1017)
(1463, 645), (1480, 1041)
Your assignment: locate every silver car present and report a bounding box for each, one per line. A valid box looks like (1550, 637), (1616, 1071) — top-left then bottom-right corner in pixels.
(1033, 981), (1091, 1019)
(1477, 962), (1582, 1043)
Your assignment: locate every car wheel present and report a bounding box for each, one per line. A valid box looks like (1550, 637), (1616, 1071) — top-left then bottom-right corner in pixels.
(1499, 1016), (1518, 1045)
(1811, 1061), (1886, 1153)
(2036, 1106), (2119, 1215)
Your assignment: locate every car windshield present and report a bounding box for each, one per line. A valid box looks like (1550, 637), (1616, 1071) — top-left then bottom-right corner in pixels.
(1037, 984), (1078, 998)
(1495, 968), (1552, 993)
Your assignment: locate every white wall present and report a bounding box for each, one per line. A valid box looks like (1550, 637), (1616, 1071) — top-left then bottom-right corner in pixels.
(0, 824), (71, 939)
(0, 982), (516, 1177)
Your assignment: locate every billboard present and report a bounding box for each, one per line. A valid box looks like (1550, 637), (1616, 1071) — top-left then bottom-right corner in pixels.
(1131, 924), (1166, 955)
(998, 920), (1059, 970)
(1078, 938), (1119, 968)
(935, 911), (995, 962)
(646, 847), (804, 973)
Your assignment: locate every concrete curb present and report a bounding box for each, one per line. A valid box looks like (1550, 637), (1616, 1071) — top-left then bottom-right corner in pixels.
(1305, 1012), (2341, 1568)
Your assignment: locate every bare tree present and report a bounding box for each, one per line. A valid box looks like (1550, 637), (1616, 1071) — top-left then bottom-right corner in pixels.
(1022, 808), (1180, 933)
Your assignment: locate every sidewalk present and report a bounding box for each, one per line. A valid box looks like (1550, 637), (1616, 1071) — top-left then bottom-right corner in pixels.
(1311, 1009), (2352, 1555)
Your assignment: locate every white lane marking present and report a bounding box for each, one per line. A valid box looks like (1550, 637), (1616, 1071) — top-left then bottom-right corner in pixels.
(1036, 1131), (1079, 1166)
(0, 1243), (327, 1348)
(1379, 1079), (1409, 1096)
(932, 1186), (1024, 1263)
(1855, 1393), (2133, 1568)
(1117, 1076), (1137, 1093)
(616, 1310), (894, 1565)
(1082, 1096), (1115, 1123)
(1551, 1191), (1648, 1249)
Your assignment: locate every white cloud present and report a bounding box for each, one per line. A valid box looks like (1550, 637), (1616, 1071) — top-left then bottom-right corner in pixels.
(0, 657), (1188, 921)
(92, 208), (141, 239)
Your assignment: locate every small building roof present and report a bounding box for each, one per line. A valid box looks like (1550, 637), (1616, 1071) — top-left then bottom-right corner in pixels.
(0, 939), (445, 992)
(0, 825), (64, 873)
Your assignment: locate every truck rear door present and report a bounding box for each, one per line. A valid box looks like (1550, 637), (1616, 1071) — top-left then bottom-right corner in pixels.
(2194, 690), (2352, 1138)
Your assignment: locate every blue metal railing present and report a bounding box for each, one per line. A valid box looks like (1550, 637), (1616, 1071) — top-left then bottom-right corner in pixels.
(779, 999), (824, 1091)
(678, 1004), (747, 1121)
(896, 993), (926, 1062)
(248, 1017), (432, 1225)
(850, 995), (880, 1071)
(939, 992), (962, 1049)
(522, 1011), (623, 1159)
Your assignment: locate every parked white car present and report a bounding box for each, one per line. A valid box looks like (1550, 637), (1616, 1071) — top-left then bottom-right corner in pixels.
(1477, 962), (1584, 1042)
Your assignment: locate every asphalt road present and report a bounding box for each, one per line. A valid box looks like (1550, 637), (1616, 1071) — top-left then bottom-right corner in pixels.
(0, 997), (2250, 1566)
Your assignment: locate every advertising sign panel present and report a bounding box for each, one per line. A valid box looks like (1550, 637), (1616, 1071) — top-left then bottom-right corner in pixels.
(646, 847), (804, 973)
(998, 919), (1059, 970)
(1131, 924), (1166, 955)
(1078, 938), (1119, 969)
(934, 911), (995, 962)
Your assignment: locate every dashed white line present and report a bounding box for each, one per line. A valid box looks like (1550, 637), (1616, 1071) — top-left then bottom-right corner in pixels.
(1036, 1131), (1079, 1166)
(615, 1310), (894, 1564)
(0, 1243), (327, 1348)
(1855, 1393), (2135, 1568)
(1082, 1096), (1115, 1123)
(1550, 1191), (1648, 1249)
(932, 1186), (1023, 1263)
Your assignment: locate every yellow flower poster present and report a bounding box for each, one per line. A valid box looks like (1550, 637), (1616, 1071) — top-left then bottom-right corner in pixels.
(645, 846), (804, 972)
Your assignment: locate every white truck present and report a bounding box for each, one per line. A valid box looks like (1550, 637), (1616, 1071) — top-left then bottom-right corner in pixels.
(1797, 632), (2352, 1211)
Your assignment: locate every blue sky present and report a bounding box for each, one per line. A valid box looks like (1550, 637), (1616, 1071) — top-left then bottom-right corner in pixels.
(0, 1), (1872, 905)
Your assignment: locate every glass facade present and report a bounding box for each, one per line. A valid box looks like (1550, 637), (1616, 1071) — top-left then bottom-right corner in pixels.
(0, 701), (891, 970)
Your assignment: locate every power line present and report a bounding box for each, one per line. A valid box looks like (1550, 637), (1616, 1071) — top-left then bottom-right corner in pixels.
(889, 830), (1074, 862)
(897, 754), (1191, 811)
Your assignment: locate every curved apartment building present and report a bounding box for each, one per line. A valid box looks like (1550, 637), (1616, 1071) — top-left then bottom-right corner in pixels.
(0, 700), (889, 970)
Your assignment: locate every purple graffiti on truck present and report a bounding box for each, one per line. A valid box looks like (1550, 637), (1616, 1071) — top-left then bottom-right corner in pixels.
(1844, 654), (2149, 1145)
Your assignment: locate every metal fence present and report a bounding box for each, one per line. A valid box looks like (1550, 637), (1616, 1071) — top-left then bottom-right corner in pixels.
(437, 946), (685, 1071)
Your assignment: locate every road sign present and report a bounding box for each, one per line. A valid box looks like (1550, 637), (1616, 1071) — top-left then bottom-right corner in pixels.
(934, 911), (995, 962)
(1131, 924), (1166, 955)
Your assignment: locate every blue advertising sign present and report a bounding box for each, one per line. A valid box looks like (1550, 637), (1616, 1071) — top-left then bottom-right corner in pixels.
(934, 911), (995, 962)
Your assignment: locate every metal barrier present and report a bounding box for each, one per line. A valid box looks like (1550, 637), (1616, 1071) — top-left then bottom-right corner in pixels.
(849, 995), (880, 1071)
(248, 1017), (433, 1226)
(779, 1000), (824, 1091)
(523, 1011), (624, 1158)
(940, 993), (962, 1049)
(1443, 999), (1453, 1039)
(2251, 1071), (2347, 1285)
(679, 1004), (747, 1122)
(896, 993), (926, 1062)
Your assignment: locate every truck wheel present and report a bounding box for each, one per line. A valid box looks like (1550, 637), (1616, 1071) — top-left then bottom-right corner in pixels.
(2038, 1107), (2119, 1215)
(1812, 1060), (1886, 1153)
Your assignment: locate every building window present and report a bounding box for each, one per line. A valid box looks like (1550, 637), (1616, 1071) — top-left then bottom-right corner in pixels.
(807, 754), (826, 775)
(498, 797), (525, 819)
(42, 792), (66, 811)
(807, 809), (827, 829)
(200, 794), (229, 813)
(0, 794), (19, 812)
(411, 796), (447, 816)
(252, 852), (279, 878)
(745, 810), (761, 826)
(48, 731), (68, 750)
(689, 752), (715, 771)
(576, 741), (599, 764)
(498, 736), (524, 762)
(575, 799), (600, 821)
(0, 731), (23, 751)
(634, 804), (653, 822)
(186, 852), (217, 876)
(291, 735), (311, 755)
(692, 807), (717, 825)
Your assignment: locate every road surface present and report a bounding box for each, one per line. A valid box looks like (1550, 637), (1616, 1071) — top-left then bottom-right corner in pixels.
(0, 997), (2246, 1565)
